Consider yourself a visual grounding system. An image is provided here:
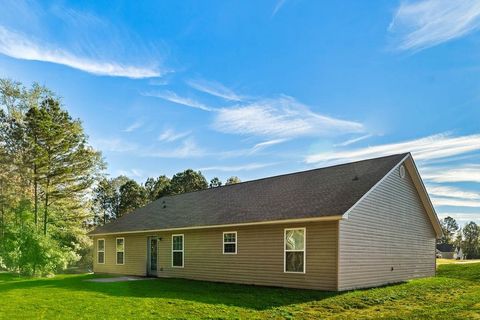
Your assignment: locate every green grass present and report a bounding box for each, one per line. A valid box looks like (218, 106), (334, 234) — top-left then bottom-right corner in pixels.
(1, 263), (480, 319)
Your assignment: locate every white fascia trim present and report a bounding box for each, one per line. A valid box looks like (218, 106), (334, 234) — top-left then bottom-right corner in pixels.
(342, 154), (410, 220)
(90, 215), (342, 237)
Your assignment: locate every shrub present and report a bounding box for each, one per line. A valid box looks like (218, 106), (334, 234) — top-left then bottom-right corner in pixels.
(2, 223), (79, 276)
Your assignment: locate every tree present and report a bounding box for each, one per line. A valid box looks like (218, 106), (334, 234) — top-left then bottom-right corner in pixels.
(462, 222), (480, 259)
(0, 79), (103, 275)
(118, 180), (147, 218)
(24, 98), (104, 235)
(92, 176), (131, 225)
(225, 176), (241, 185)
(144, 175), (171, 201)
(209, 177), (222, 188)
(92, 178), (116, 225)
(168, 169), (208, 195)
(439, 216), (459, 244)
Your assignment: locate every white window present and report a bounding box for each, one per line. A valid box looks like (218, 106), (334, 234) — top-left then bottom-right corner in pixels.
(116, 237), (125, 265)
(223, 231), (237, 254)
(172, 234), (184, 267)
(284, 228), (306, 273)
(97, 239), (105, 264)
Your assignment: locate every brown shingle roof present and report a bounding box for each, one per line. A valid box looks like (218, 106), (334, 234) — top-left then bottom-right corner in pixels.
(89, 153), (408, 235)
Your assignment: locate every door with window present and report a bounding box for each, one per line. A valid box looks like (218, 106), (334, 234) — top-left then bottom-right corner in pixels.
(147, 237), (158, 276)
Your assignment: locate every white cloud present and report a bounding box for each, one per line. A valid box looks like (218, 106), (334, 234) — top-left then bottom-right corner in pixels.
(123, 120), (144, 133)
(158, 129), (191, 142)
(389, 0), (480, 51)
(214, 96), (364, 139)
(117, 168), (144, 178)
(431, 197), (480, 208)
(272, 0), (288, 17)
(428, 185), (480, 208)
(198, 162), (277, 172)
(143, 91), (214, 111)
(0, 26), (162, 78)
(334, 134), (373, 147)
(427, 185), (480, 200)
(305, 133), (480, 165)
(91, 138), (138, 153)
(422, 164), (480, 183)
(143, 139), (205, 158)
(252, 138), (288, 152)
(187, 79), (243, 101)
(437, 212), (480, 224)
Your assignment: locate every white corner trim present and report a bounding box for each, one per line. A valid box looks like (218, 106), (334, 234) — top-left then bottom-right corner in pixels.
(404, 156), (443, 238)
(342, 154), (411, 219)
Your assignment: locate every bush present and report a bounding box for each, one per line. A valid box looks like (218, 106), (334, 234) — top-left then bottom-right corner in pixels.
(2, 223), (79, 276)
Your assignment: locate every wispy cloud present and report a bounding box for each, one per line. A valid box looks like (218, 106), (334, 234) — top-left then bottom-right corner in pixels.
(123, 120), (144, 133)
(422, 164), (480, 183)
(198, 162), (277, 172)
(437, 212), (480, 224)
(143, 138), (205, 158)
(427, 185), (480, 200)
(187, 79), (244, 101)
(91, 138), (138, 153)
(272, 0), (288, 17)
(214, 96), (364, 139)
(143, 91), (215, 111)
(0, 26), (163, 78)
(305, 133), (480, 165)
(431, 197), (480, 208)
(158, 129), (191, 142)
(252, 138), (288, 152)
(427, 185), (480, 208)
(389, 0), (480, 51)
(334, 134), (374, 147)
(117, 168), (144, 178)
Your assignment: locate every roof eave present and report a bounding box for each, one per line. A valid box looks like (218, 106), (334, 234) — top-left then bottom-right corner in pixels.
(88, 215), (343, 237)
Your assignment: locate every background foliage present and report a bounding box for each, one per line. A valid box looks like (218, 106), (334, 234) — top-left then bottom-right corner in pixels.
(0, 78), (241, 275)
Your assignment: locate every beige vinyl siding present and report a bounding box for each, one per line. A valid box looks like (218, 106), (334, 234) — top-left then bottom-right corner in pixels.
(93, 233), (149, 276)
(157, 221), (338, 290)
(338, 163), (436, 291)
(92, 221), (338, 290)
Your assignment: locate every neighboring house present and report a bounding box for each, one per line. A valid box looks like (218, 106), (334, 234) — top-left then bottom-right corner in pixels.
(454, 248), (464, 260)
(436, 243), (464, 260)
(436, 243), (455, 259)
(89, 153), (442, 291)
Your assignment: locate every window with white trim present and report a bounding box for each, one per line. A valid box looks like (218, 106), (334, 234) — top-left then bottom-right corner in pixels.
(223, 231), (237, 254)
(284, 228), (305, 273)
(172, 234), (184, 267)
(97, 239), (105, 264)
(116, 237), (124, 265)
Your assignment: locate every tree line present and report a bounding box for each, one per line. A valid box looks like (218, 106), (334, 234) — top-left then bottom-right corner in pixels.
(92, 173), (241, 226)
(438, 216), (480, 259)
(0, 79), (240, 275)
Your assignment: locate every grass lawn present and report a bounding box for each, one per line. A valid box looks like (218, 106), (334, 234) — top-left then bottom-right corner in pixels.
(1, 263), (480, 319)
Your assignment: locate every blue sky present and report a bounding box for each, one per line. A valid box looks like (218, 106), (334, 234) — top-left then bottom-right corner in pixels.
(0, 0), (479, 225)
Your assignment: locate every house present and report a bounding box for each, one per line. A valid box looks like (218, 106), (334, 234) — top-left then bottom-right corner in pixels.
(436, 243), (455, 259)
(454, 247), (464, 260)
(436, 243), (464, 260)
(89, 153), (442, 291)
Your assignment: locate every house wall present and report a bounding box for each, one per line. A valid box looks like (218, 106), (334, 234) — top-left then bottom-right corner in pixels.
(93, 220), (338, 290)
(338, 163), (436, 291)
(93, 233), (149, 276)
